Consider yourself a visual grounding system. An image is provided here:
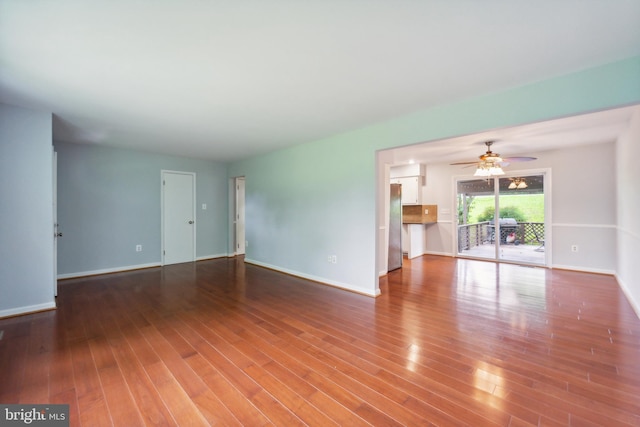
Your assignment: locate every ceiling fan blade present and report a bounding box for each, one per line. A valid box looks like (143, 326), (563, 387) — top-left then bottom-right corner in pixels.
(450, 161), (478, 165)
(502, 156), (537, 162)
(451, 142), (536, 166)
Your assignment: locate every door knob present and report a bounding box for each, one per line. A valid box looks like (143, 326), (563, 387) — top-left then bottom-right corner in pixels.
(188, 220), (194, 224)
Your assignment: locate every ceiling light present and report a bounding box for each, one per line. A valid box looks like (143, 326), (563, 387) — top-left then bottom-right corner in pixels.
(508, 178), (528, 189)
(474, 160), (504, 177)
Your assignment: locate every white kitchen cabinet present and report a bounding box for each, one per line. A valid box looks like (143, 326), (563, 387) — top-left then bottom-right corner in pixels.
(390, 176), (420, 205)
(390, 163), (425, 205)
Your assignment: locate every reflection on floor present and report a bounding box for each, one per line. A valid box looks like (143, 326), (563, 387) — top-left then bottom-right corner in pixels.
(459, 243), (545, 265)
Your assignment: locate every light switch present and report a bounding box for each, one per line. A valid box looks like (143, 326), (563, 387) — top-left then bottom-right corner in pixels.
(202, 203), (207, 210)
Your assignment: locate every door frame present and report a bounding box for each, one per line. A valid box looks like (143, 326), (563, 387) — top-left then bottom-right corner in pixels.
(453, 168), (552, 267)
(53, 148), (58, 297)
(234, 176), (246, 255)
(161, 170), (196, 265)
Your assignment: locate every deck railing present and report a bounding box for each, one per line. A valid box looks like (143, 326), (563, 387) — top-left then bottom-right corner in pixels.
(458, 221), (544, 251)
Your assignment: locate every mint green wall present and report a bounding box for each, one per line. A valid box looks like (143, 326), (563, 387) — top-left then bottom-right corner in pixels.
(0, 103), (55, 317)
(229, 56), (640, 296)
(230, 135), (377, 294)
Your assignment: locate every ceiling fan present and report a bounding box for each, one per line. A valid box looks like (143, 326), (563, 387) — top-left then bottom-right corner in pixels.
(450, 140), (537, 168)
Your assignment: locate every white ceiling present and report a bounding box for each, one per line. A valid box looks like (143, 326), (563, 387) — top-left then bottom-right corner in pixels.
(1, 1), (639, 162)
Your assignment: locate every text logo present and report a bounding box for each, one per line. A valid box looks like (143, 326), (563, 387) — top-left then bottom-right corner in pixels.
(0, 405), (69, 426)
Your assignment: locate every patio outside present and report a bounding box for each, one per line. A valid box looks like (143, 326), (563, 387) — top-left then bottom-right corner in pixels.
(457, 175), (546, 266)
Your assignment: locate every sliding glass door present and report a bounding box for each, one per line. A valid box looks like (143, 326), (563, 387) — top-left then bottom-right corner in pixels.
(497, 175), (545, 264)
(457, 178), (496, 259)
(457, 173), (546, 266)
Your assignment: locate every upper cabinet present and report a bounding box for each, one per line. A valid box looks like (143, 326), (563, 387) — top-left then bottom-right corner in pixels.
(390, 176), (420, 204)
(390, 164), (425, 205)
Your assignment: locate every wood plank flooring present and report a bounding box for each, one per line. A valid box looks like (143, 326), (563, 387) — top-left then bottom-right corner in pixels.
(1, 255), (639, 426)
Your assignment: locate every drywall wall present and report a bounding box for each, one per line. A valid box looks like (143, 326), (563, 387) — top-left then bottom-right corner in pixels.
(230, 56), (640, 296)
(616, 107), (640, 316)
(229, 137), (377, 296)
(546, 142), (616, 271)
(0, 103), (55, 317)
(54, 141), (229, 276)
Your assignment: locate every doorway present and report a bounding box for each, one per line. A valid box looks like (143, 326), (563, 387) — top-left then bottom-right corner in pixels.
(162, 170), (196, 265)
(234, 177), (246, 255)
(456, 172), (548, 266)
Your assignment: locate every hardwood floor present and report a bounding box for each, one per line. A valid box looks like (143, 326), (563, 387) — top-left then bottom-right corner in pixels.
(1, 255), (639, 426)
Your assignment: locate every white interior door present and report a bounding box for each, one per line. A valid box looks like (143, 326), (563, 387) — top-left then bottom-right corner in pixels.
(235, 177), (246, 255)
(162, 171), (196, 265)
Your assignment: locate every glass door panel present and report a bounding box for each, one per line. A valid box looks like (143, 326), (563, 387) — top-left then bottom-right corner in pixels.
(456, 174), (546, 266)
(497, 174), (545, 265)
(456, 178), (496, 260)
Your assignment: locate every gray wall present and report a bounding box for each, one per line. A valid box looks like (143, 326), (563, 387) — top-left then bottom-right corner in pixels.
(54, 141), (229, 276)
(547, 142), (616, 271)
(0, 103), (55, 317)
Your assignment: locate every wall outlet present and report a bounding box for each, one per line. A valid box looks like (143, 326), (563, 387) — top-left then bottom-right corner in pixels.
(136, 244), (142, 252)
(571, 244), (579, 252)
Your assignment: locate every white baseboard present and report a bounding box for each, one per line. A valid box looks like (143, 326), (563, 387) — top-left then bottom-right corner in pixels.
(57, 255), (236, 280)
(424, 250), (455, 257)
(57, 262), (162, 280)
(196, 253), (229, 261)
(244, 258), (380, 297)
(226, 252), (246, 258)
(616, 274), (640, 320)
(551, 264), (615, 275)
(0, 301), (56, 319)
(57, 255), (239, 280)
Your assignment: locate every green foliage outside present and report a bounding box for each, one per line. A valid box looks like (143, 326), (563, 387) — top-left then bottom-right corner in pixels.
(462, 194), (545, 224)
(476, 205), (526, 222)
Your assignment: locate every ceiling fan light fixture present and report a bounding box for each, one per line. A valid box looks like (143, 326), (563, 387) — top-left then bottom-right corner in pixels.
(509, 177), (528, 189)
(489, 165), (504, 176)
(474, 161), (504, 177)
(452, 141), (537, 176)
